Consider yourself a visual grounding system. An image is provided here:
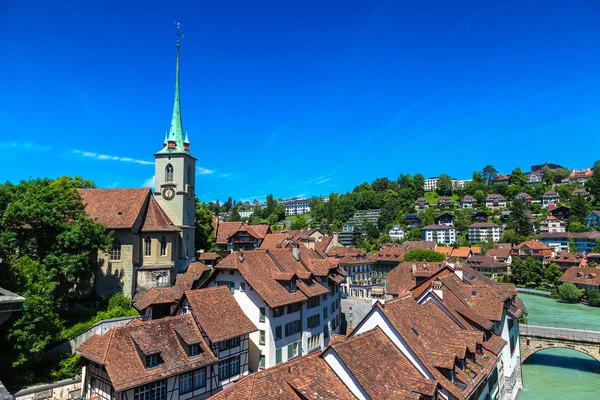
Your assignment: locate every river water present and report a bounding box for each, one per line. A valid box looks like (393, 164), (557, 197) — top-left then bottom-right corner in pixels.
(517, 293), (600, 400)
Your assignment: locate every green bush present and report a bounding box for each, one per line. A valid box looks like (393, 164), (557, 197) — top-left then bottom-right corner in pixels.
(59, 305), (138, 341)
(557, 283), (582, 303)
(587, 289), (600, 307)
(49, 353), (80, 380)
(108, 293), (131, 310)
(403, 249), (445, 262)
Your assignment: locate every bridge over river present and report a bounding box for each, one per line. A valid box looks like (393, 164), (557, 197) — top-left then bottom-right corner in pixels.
(519, 323), (600, 363)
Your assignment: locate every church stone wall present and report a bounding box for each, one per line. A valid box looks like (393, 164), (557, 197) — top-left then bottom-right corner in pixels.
(95, 230), (139, 298)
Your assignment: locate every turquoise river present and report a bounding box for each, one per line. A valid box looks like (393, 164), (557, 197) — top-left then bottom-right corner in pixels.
(517, 293), (600, 400)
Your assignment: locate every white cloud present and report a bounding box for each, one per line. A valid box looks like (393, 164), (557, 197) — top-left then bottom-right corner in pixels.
(220, 173), (231, 178)
(142, 176), (155, 188)
(197, 167), (215, 175)
(0, 141), (52, 152)
(317, 178), (332, 184)
(73, 149), (153, 165)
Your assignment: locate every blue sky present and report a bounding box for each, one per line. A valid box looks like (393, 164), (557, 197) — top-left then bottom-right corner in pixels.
(2, 1), (600, 203)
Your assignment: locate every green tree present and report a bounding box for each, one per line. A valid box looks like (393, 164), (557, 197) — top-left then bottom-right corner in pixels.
(474, 190), (486, 206)
(436, 174), (453, 196)
(557, 282), (582, 303)
(419, 207), (437, 227)
(403, 249), (445, 262)
(587, 289), (600, 307)
(586, 161), (600, 205)
(195, 200), (215, 251)
(544, 263), (563, 285)
(1, 177), (111, 291)
(507, 197), (533, 238)
(228, 208), (242, 222)
(569, 193), (591, 226)
(482, 165), (498, 185)
(290, 215), (308, 230)
(6, 256), (62, 366)
(509, 257), (545, 285)
(553, 168), (570, 184)
(509, 168), (528, 188)
(264, 194), (277, 217)
(541, 165), (555, 186)
(500, 228), (517, 245)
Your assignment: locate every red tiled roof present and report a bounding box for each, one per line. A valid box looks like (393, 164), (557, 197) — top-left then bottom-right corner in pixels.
(512, 240), (552, 251)
(386, 261), (445, 296)
(486, 247), (511, 261)
(78, 188), (150, 229)
(133, 287), (179, 311)
(77, 315), (217, 392)
(183, 286), (257, 343)
(559, 266), (600, 286)
(141, 196), (180, 232)
(209, 351), (357, 400)
(402, 241), (437, 251)
(450, 247), (472, 259)
(197, 252), (221, 261)
(332, 327), (437, 398)
(215, 222), (270, 244)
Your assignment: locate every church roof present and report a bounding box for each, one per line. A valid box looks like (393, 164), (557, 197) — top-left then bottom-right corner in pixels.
(78, 188), (150, 229)
(141, 196), (180, 232)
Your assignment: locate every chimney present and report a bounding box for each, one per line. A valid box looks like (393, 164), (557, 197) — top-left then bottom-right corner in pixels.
(411, 262), (417, 275)
(332, 232), (340, 247)
(453, 263), (463, 281)
(307, 238), (315, 250)
(238, 251), (244, 263)
(292, 243), (300, 261)
(432, 279), (443, 300)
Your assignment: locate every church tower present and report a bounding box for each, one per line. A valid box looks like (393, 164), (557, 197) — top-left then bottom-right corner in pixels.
(154, 24), (196, 260)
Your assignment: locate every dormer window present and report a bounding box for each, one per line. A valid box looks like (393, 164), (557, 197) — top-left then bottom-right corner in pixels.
(146, 354), (161, 369)
(189, 343), (201, 356)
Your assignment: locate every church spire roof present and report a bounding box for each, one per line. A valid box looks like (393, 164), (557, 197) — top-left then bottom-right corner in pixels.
(157, 22), (190, 155)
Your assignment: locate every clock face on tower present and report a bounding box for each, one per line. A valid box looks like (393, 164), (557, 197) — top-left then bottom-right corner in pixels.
(162, 187), (176, 201)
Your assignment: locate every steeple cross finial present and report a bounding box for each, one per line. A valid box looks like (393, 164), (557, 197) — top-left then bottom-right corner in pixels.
(173, 21), (184, 48)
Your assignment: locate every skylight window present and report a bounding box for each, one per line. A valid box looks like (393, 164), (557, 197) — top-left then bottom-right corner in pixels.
(411, 327), (419, 336)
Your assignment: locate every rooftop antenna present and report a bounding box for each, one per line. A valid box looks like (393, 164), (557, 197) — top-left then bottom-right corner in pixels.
(173, 21), (184, 48)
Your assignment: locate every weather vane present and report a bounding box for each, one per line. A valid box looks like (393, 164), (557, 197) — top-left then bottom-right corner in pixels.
(173, 21), (184, 47)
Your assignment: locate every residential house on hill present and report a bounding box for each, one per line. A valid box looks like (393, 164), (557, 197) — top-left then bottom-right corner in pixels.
(435, 212), (454, 226)
(547, 252), (587, 271)
(437, 196), (454, 209)
(510, 241), (553, 263)
(388, 225), (405, 240)
(468, 222), (502, 243)
(487, 245), (513, 265)
(586, 210), (600, 228)
(559, 266), (600, 291)
(485, 194), (507, 210)
(420, 225), (457, 245)
(548, 205), (570, 221)
(206, 245), (344, 370)
(405, 213), (420, 227)
(214, 221), (271, 252)
(460, 195), (476, 209)
(539, 216), (565, 233)
(572, 188), (589, 197)
(542, 191), (560, 208)
(494, 174), (510, 184)
(465, 255), (509, 277)
(403, 240), (437, 251)
(472, 210), (488, 223)
(515, 192), (532, 202)
(538, 232), (600, 253)
(415, 197), (430, 211)
(281, 198), (311, 216)
(526, 171), (542, 185)
(569, 168), (593, 184)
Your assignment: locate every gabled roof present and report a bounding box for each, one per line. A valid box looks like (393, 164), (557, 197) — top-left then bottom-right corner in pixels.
(386, 261), (445, 296)
(215, 221), (271, 244)
(460, 195), (476, 202)
(512, 240), (552, 251)
(78, 188), (151, 229)
(215, 249), (324, 308)
(77, 315), (216, 392)
(559, 266), (600, 286)
(209, 351), (357, 400)
(141, 196), (180, 232)
(485, 194), (505, 201)
(468, 222), (500, 228)
(183, 286), (257, 343)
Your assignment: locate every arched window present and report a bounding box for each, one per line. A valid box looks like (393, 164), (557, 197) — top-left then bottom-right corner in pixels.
(110, 239), (121, 260)
(144, 237), (152, 256)
(160, 236), (167, 256)
(165, 164), (174, 182)
(187, 166), (192, 185)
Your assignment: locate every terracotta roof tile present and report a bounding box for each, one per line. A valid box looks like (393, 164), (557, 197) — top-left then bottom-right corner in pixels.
(78, 315), (217, 392)
(78, 188), (150, 229)
(559, 266), (600, 286)
(141, 196), (180, 232)
(183, 286), (257, 343)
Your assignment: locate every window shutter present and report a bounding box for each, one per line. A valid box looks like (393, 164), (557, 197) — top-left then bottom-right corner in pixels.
(288, 344), (293, 359)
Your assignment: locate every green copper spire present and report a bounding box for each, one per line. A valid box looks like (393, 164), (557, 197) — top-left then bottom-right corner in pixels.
(158, 23), (189, 154)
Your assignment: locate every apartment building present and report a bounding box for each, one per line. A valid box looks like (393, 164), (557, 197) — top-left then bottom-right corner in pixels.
(468, 222), (502, 243)
(206, 245), (344, 371)
(485, 194), (507, 210)
(420, 224), (457, 245)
